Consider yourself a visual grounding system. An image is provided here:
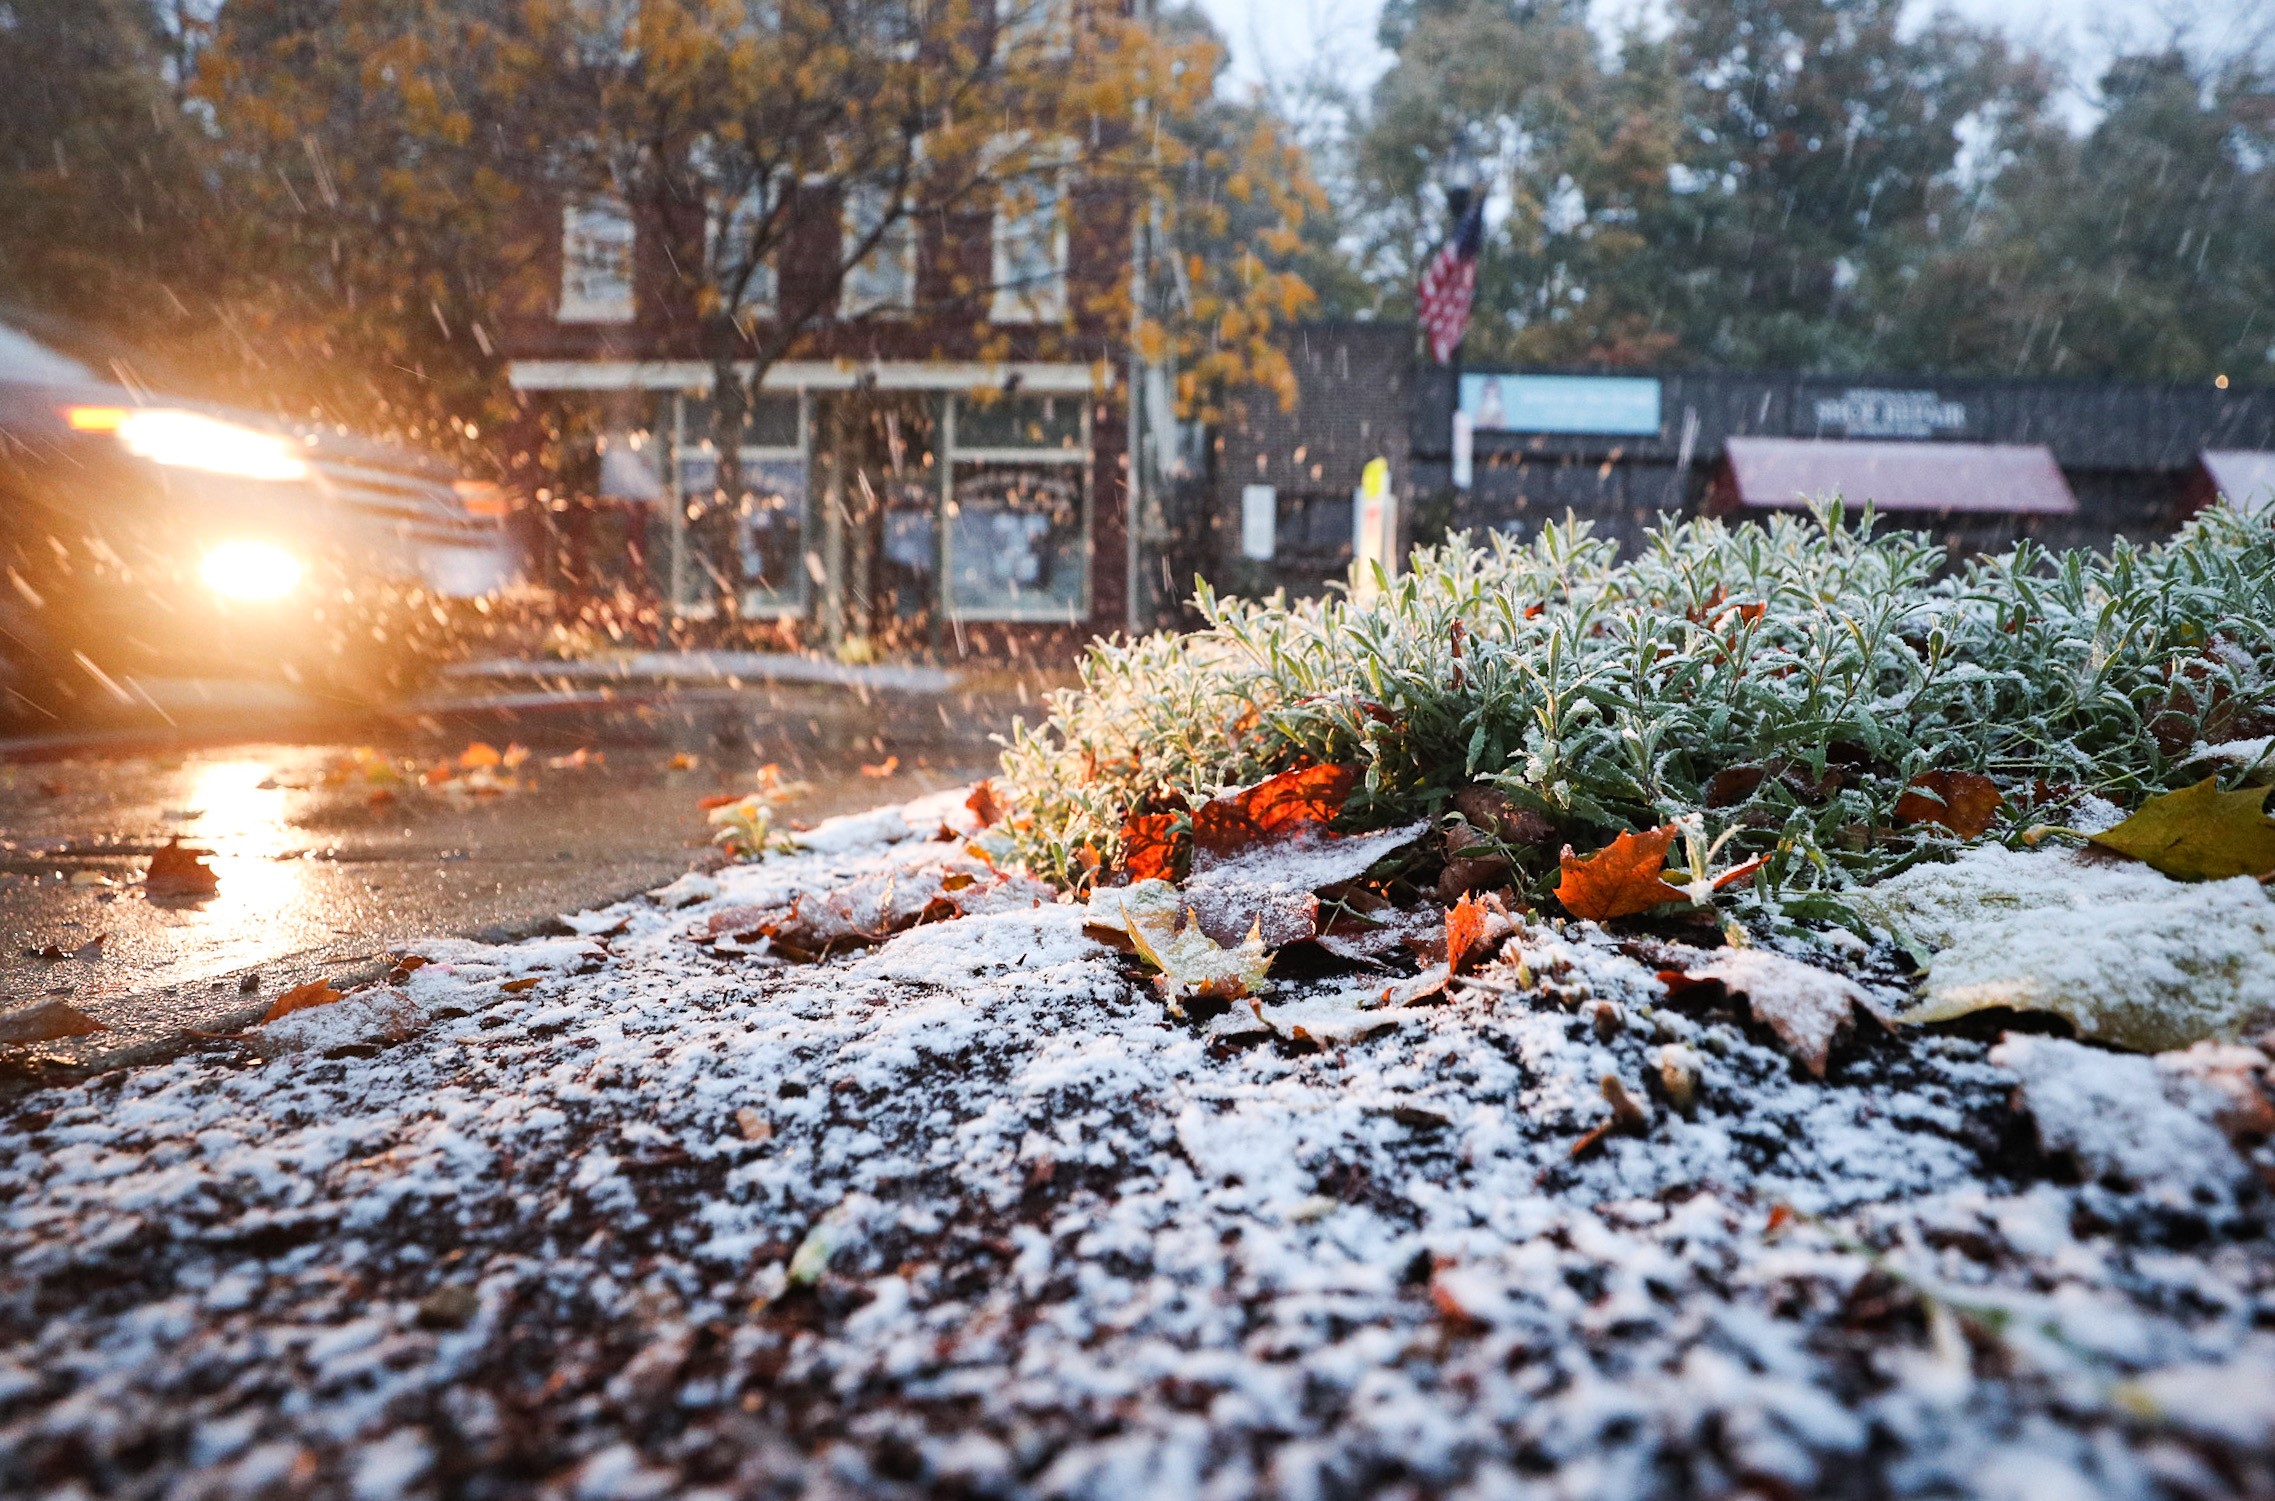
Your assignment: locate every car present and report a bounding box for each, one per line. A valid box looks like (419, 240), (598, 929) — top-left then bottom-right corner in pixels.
(0, 321), (519, 720)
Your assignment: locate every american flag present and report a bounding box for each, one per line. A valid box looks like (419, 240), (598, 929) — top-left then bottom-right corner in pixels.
(1417, 195), (1485, 365)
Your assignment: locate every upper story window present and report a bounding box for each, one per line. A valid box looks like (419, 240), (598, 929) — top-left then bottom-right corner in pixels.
(996, 0), (1074, 58)
(991, 161), (1069, 324)
(840, 180), (916, 318)
(559, 198), (636, 324)
(709, 187), (778, 319)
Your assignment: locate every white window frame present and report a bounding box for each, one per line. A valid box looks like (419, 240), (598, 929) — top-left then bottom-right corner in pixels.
(670, 391), (812, 619)
(840, 180), (917, 318)
(559, 197), (636, 324)
(940, 392), (1092, 623)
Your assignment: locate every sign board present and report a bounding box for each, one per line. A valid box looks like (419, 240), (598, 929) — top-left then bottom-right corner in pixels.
(1807, 387), (1968, 439)
(1352, 458), (1396, 600)
(1459, 374), (1662, 435)
(1239, 484), (1277, 560)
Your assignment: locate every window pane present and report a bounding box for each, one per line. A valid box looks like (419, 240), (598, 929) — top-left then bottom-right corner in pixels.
(733, 456), (809, 613)
(560, 200), (635, 323)
(955, 394), (1083, 451)
(710, 191), (778, 314)
(948, 462), (1085, 617)
(679, 394), (798, 450)
(842, 183), (914, 315)
(990, 173), (1065, 322)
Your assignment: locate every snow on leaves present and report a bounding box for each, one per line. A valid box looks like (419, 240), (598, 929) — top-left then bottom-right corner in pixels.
(1124, 909), (1272, 1017)
(1659, 946), (1893, 1078)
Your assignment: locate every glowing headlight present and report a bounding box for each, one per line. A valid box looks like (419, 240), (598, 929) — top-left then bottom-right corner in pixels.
(199, 540), (304, 602)
(68, 406), (310, 482)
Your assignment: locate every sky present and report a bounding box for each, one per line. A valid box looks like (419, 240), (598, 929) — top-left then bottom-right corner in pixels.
(1189, 0), (2264, 125)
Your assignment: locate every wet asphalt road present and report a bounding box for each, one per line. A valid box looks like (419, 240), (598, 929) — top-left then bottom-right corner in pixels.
(0, 672), (1049, 1072)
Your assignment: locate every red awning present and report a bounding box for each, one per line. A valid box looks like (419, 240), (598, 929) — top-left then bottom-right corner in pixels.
(1717, 437), (2076, 515)
(2197, 451), (2275, 515)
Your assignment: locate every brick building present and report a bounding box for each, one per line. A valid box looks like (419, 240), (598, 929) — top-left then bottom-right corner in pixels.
(497, 148), (1132, 655)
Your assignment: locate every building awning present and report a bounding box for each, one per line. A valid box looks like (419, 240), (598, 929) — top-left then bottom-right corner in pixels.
(1716, 437), (2076, 515)
(2197, 450), (2275, 515)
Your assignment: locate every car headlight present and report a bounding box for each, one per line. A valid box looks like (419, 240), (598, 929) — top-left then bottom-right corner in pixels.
(199, 540), (304, 602)
(67, 406), (311, 482)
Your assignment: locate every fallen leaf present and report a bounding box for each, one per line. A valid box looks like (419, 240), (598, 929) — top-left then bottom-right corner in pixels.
(860, 756), (900, 778)
(1124, 909), (1272, 1017)
(735, 1107), (774, 1143)
(262, 978), (343, 1023)
(144, 839), (219, 898)
(1082, 878), (1184, 936)
(1191, 764), (1358, 857)
(1854, 843), (2275, 1053)
(1895, 770), (2004, 837)
(255, 986), (424, 1056)
(1119, 812), (1183, 882)
(1445, 893), (1489, 973)
(0, 997), (107, 1044)
(72, 934), (105, 962)
(1659, 946), (1892, 1078)
(666, 752), (699, 771)
(1181, 822), (1430, 948)
(2090, 778), (2275, 881)
(1449, 788), (1554, 845)
(966, 781), (1004, 828)
(500, 976), (543, 993)
(502, 743), (532, 769)
(547, 747), (597, 770)
(420, 761), (455, 786)
(1554, 826), (1686, 921)
(459, 741), (503, 769)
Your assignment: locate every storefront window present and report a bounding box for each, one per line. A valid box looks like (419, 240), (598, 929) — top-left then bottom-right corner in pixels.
(944, 394), (1088, 620)
(675, 393), (807, 617)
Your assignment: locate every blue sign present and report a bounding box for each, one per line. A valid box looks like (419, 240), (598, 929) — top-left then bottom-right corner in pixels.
(1460, 374), (1662, 435)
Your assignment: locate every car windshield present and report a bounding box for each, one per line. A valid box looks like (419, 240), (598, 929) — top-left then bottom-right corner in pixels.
(0, 324), (98, 386)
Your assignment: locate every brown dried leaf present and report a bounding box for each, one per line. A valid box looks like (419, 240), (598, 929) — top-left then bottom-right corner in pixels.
(1554, 826), (1687, 921)
(1894, 770), (2004, 837)
(145, 839), (218, 898)
(0, 997), (107, 1045)
(966, 780), (1005, 828)
(262, 978), (344, 1023)
(1659, 947), (1890, 1078)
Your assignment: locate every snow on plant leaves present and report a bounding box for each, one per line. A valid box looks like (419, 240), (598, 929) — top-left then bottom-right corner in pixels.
(0, 997), (106, 1045)
(1894, 770), (2004, 837)
(1555, 826), (1687, 921)
(1659, 947), (1891, 1078)
(1081, 877), (1183, 936)
(2089, 778), (2275, 881)
(1854, 843), (2275, 1053)
(1182, 821), (1429, 947)
(1124, 909), (1271, 1017)
(145, 839), (218, 898)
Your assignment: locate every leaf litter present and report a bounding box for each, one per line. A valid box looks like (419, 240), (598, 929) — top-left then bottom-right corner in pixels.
(3, 787), (2271, 1498)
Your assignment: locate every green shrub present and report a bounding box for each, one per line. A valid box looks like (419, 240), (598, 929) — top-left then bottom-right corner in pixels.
(998, 504), (2275, 906)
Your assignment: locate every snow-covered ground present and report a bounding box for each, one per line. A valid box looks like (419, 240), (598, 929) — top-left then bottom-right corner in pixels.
(2, 789), (2271, 1500)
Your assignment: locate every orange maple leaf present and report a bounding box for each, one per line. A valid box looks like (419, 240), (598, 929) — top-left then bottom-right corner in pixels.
(262, 978), (343, 1023)
(1191, 764), (1358, 857)
(459, 741), (502, 769)
(1894, 770), (2003, 837)
(1554, 826), (1687, 921)
(1445, 892), (1489, 974)
(1120, 812), (1183, 882)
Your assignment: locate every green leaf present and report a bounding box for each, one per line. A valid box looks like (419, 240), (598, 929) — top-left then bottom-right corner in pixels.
(2089, 778), (2275, 881)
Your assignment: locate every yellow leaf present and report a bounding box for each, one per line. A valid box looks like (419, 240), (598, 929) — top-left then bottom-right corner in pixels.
(2090, 778), (2275, 881)
(1124, 908), (1271, 1017)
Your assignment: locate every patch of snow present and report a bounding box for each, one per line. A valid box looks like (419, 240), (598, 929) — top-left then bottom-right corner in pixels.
(1989, 1034), (2253, 1208)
